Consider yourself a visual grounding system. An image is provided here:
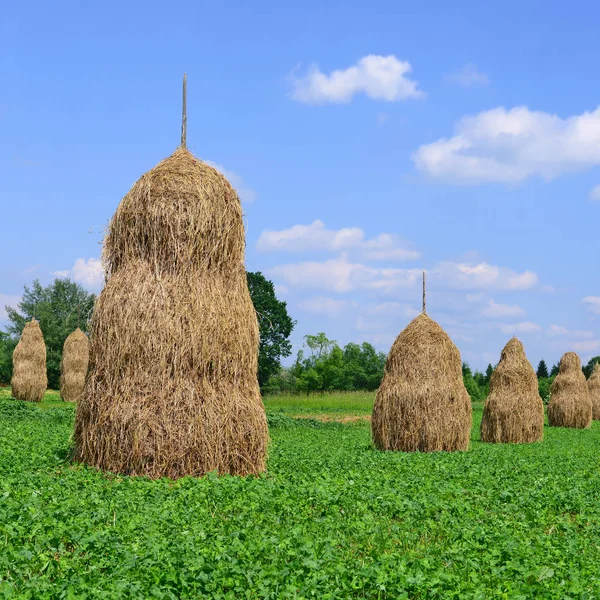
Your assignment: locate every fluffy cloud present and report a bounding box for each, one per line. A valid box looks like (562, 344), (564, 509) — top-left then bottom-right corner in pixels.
(51, 270), (70, 277)
(297, 296), (354, 317)
(432, 261), (538, 291)
(269, 254), (421, 293)
(547, 324), (593, 339)
(482, 299), (525, 318)
(498, 322), (542, 335)
(72, 258), (104, 290)
(257, 220), (420, 261)
(0, 294), (21, 320)
(204, 160), (257, 203)
(289, 55), (424, 104)
(444, 64), (489, 87)
(583, 296), (600, 314)
(413, 105), (600, 184)
(570, 340), (600, 354)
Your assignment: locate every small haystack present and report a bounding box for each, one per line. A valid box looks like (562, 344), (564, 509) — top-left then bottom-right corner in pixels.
(480, 337), (544, 443)
(372, 307), (472, 452)
(11, 319), (47, 402)
(60, 328), (90, 402)
(587, 362), (600, 420)
(548, 352), (592, 428)
(73, 75), (268, 479)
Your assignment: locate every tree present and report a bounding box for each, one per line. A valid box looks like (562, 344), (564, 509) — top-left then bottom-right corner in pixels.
(247, 272), (295, 389)
(0, 331), (16, 385)
(485, 364), (495, 385)
(550, 363), (560, 377)
(536, 359), (549, 379)
(5, 278), (95, 389)
(303, 332), (336, 360)
(582, 356), (600, 379)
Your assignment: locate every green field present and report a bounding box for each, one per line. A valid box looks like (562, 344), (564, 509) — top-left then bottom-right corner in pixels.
(1, 392), (600, 598)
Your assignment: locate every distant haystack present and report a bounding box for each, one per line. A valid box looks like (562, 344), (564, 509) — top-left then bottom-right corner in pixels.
(372, 312), (472, 452)
(480, 337), (544, 443)
(73, 75), (269, 479)
(60, 328), (90, 402)
(548, 352), (592, 428)
(11, 319), (47, 402)
(587, 362), (600, 420)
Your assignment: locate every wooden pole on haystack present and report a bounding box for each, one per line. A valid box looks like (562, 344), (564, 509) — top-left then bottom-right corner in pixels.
(422, 271), (426, 314)
(181, 73), (187, 149)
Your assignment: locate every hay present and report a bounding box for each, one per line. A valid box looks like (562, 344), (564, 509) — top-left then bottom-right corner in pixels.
(60, 328), (90, 402)
(587, 362), (600, 420)
(547, 352), (592, 428)
(73, 146), (269, 479)
(11, 319), (47, 402)
(480, 337), (544, 443)
(371, 313), (472, 452)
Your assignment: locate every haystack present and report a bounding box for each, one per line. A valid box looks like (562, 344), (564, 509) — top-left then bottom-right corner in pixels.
(73, 76), (268, 479)
(372, 312), (472, 452)
(480, 337), (544, 443)
(60, 328), (90, 402)
(11, 319), (47, 402)
(547, 352), (592, 428)
(587, 362), (600, 420)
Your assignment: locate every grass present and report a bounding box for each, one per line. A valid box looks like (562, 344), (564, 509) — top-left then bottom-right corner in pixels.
(264, 391), (375, 416)
(1, 390), (600, 598)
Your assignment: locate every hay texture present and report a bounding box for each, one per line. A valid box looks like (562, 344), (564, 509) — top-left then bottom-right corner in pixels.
(480, 337), (544, 443)
(11, 319), (47, 402)
(73, 147), (269, 479)
(372, 313), (472, 452)
(548, 352), (592, 428)
(60, 328), (90, 402)
(587, 362), (600, 420)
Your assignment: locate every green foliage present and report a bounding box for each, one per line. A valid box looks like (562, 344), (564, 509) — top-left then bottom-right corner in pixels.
(247, 272), (295, 389)
(2, 396), (600, 597)
(550, 362), (560, 377)
(4, 278), (95, 389)
(0, 331), (16, 385)
(536, 359), (549, 379)
(582, 356), (600, 379)
(462, 362), (489, 402)
(537, 376), (556, 404)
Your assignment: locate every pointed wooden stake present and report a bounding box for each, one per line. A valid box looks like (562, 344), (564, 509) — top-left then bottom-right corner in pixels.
(181, 73), (187, 149)
(422, 271), (426, 314)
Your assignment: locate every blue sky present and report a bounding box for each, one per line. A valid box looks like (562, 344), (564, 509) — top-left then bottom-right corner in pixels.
(1, 0), (599, 371)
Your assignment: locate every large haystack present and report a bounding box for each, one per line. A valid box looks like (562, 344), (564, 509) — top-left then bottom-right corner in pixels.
(60, 328), (90, 402)
(480, 337), (544, 443)
(73, 78), (268, 479)
(587, 362), (600, 420)
(11, 319), (47, 402)
(548, 352), (592, 428)
(372, 312), (472, 452)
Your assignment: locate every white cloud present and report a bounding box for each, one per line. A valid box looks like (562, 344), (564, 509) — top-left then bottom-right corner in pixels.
(72, 258), (104, 290)
(570, 340), (600, 354)
(482, 299), (525, 318)
(547, 324), (593, 339)
(257, 220), (420, 261)
(366, 302), (420, 319)
(444, 64), (489, 87)
(432, 261), (538, 291)
(204, 160), (257, 203)
(51, 270), (70, 278)
(583, 296), (600, 314)
(413, 105), (600, 184)
(289, 55), (424, 104)
(274, 284), (288, 296)
(498, 322), (542, 335)
(269, 254), (421, 293)
(297, 296), (354, 317)
(0, 294), (21, 320)
(589, 185), (600, 202)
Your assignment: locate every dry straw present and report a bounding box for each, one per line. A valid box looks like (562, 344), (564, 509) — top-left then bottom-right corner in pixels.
(73, 75), (268, 479)
(548, 352), (592, 428)
(60, 328), (90, 402)
(587, 362), (600, 420)
(372, 307), (472, 452)
(11, 319), (47, 402)
(480, 337), (544, 443)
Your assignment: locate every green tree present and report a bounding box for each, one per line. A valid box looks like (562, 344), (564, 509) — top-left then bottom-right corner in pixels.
(303, 332), (336, 359)
(485, 364), (494, 385)
(582, 356), (600, 379)
(536, 359), (549, 379)
(550, 363), (559, 377)
(0, 331), (17, 385)
(247, 272), (295, 389)
(5, 278), (95, 389)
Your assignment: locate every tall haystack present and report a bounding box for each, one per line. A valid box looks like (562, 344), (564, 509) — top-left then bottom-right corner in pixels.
(480, 337), (544, 443)
(372, 277), (472, 452)
(60, 328), (90, 402)
(548, 352), (592, 428)
(587, 362), (600, 420)
(11, 319), (47, 402)
(73, 75), (269, 479)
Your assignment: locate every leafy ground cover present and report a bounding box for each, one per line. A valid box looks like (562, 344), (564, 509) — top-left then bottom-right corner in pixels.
(1, 392), (600, 598)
